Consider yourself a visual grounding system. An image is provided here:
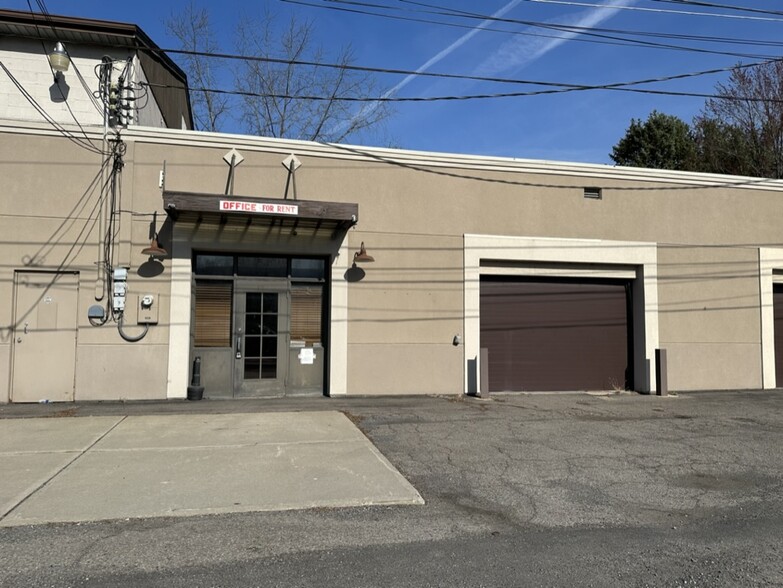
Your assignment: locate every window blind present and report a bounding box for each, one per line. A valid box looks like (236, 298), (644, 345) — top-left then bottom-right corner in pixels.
(291, 286), (322, 345)
(194, 281), (232, 347)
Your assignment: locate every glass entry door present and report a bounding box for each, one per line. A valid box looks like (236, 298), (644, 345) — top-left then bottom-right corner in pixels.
(192, 253), (327, 398)
(233, 281), (289, 397)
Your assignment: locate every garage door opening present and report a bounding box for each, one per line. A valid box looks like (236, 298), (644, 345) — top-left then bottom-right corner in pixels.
(480, 276), (633, 392)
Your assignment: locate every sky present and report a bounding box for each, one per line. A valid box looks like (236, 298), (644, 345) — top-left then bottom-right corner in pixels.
(5, 0), (782, 164)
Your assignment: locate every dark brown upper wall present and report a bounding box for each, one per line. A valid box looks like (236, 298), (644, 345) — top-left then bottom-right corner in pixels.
(138, 51), (191, 130)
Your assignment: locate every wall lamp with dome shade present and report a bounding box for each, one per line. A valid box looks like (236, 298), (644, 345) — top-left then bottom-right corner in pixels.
(48, 42), (70, 72)
(141, 235), (168, 259)
(352, 242), (374, 268)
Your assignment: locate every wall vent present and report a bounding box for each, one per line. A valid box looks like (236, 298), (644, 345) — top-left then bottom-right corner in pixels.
(584, 187), (602, 199)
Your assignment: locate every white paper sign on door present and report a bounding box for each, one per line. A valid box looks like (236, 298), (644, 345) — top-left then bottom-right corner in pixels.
(298, 347), (315, 365)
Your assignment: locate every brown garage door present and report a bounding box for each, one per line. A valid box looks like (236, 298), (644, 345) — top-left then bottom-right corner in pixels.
(480, 277), (632, 392)
(774, 284), (783, 385)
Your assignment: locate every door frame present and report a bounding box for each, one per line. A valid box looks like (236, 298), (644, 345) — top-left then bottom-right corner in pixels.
(187, 252), (332, 399)
(233, 278), (289, 397)
(463, 234), (659, 395)
(10, 270), (79, 403)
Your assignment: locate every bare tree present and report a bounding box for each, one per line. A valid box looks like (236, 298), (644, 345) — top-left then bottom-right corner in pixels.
(166, 2), (229, 132)
(167, 5), (390, 142)
(611, 61), (783, 178)
(695, 61), (783, 178)
(234, 10), (390, 143)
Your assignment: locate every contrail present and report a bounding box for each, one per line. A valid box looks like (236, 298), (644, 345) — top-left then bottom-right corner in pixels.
(381, 0), (525, 98)
(333, 0), (524, 138)
(478, 0), (637, 76)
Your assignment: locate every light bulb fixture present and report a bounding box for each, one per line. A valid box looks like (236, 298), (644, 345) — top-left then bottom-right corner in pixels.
(48, 41), (70, 72)
(141, 236), (168, 259)
(352, 242), (374, 267)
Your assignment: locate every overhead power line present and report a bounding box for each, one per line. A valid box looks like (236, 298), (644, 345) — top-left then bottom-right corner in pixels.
(139, 61), (783, 104)
(466, 0), (783, 22)
(10, 16), (782, 108)
(139, 43), (780, 97)
(650, 0), (783, 18)
(0, 61), (104, 155)
(12, 24), (783, 100)
(286, 0), (782, 60)
(397, 0), (783, 40)
(23, 0), (105, 150)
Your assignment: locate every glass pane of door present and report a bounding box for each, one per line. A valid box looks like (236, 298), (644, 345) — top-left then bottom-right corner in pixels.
(243, 292), (278, 380)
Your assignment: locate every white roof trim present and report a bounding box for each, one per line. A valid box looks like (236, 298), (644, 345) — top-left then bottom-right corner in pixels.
(4, 118), (783, 192)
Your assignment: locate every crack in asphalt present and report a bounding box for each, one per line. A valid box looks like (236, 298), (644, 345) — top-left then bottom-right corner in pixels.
(355, 394), (783, 529)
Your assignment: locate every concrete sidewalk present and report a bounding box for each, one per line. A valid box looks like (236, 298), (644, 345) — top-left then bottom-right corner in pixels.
(0, 411), (423, 527)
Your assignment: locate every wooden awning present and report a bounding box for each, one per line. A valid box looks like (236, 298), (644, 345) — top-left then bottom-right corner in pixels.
(163, 191), (358, 230)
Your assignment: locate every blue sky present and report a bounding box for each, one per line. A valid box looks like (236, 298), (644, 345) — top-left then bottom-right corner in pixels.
(6, 0), (781, 164)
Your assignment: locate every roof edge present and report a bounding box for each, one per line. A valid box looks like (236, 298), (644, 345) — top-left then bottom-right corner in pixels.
(3, 118), (783, 192)
(0, 8), (188, 85)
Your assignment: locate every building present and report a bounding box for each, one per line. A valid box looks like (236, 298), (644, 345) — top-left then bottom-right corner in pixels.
(2, 10), (783, 403)
(0, 8), (192, 129)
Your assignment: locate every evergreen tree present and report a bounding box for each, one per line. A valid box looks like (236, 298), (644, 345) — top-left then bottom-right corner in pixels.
(611, 111), (697, 170)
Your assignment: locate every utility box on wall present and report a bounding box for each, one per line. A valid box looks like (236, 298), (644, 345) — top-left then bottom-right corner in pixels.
(137, 294), (159, 325)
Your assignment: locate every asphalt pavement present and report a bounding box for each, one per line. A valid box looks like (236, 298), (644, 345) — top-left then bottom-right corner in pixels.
(1, 390), (782, 587)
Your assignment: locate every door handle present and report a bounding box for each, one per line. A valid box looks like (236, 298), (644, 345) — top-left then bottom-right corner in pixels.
(236, 335), (242, 359)
(23, 322), (28, 334)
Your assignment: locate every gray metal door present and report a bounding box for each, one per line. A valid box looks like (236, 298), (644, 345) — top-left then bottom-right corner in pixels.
(233, 281), (289, 397)
(12, 271), (79, 403)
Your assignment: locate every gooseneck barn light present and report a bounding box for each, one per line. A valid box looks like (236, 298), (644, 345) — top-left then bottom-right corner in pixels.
(141, 235), (168, 259)
(352, 242), (374, 267)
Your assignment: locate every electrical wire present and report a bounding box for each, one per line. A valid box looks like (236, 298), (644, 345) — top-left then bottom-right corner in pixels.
(117, 313), (149, 342)
(343, 0), (783, 58)
(0, 61), (105, 154)
(649, 0), (783, 18)
(93, 56), (150, 127)
(99, 135), (148, 341)
(7, 156), (114, 336)
(136, 54), (783, 104)
(104, 139), (126, 313)
(20, 156), (112, 268)
(23, 4), (149, 128)
(397, 0), (783, 44)
(141, 78), (783, 103)
(285, 0), (780, 60)
(68, 53), (106, 116)
(6, 15), (782, 80)
(439, 0), (783, 22)
(23, 0), (105, 150)
(132, 39), (783, 100)
(11, 1), (783, 64)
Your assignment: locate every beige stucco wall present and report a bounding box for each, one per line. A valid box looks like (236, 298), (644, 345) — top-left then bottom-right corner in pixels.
(657, 245), (763, 391)
(0, 131), (99, 403)
(345, 232), (464, 395)
(4, 122), (783, 400)
(0, 127), (172, 403)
